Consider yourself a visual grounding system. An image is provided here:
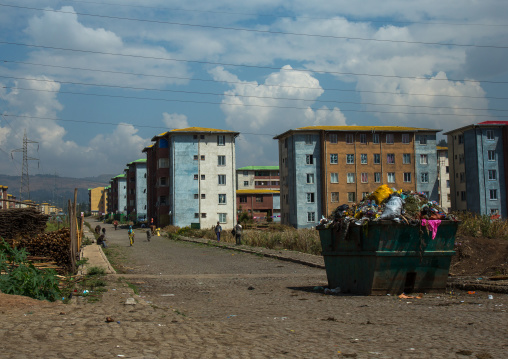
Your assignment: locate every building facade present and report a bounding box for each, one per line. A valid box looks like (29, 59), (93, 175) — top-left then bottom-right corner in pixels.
(0, 185), (8, 210)
(88, 187), (107, 216)
(109, 174), (127, 216)
(145, 127), (239, 229)
(125, 159), (148, 221)
(236, 166), (280, 190)
(446, 121), (508, 217)
(275, 126), (440, 228)
(437, 146), (451, 211)
(236, 189), (281, 222)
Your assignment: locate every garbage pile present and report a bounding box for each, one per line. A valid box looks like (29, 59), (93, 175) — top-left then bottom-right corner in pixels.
(319, 184), (457, 229)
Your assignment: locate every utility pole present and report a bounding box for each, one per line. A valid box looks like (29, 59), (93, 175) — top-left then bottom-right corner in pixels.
(11, 129), (39, 202)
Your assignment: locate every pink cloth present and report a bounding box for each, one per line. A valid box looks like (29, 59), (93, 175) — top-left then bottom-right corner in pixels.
(421, 219), (441, 240)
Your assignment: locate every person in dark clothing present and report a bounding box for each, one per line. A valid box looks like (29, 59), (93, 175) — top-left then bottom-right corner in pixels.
(233, 223), (243, 245)
(214, 222), (222, 242)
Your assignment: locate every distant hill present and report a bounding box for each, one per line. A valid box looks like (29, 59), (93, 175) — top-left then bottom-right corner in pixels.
(0, 173), (115, 207)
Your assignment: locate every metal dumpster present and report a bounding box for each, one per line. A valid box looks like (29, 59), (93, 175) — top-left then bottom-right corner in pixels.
(318, 220), (458, 295)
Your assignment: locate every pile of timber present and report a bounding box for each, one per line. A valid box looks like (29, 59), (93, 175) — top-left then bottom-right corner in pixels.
(11, 228), (72, 271)
(0, 207), (49, 240)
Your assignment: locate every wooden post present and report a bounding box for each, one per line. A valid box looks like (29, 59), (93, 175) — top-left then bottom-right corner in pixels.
(68, 199), (76, 273)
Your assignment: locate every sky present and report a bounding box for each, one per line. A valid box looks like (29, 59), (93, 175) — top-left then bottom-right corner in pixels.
(0, 0), (507, 178)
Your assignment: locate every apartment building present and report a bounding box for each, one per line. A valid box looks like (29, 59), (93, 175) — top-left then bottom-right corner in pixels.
(88, 187), (107, 216)
(445, 121), (507, 217)
(236, 166), (280, 190)
(144, 127), (239, 229)
(236, 189), (281, 222)
(437, 146), (451, 211)
(109, 173), (127, 216)
(125, 159), (148, 221)
(0, 185), (8, 209)
(274, 126), (440, 228)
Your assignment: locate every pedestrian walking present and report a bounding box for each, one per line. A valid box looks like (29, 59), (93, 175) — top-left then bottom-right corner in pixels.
(113, 220), (118, 230)
(128, 226), (135, 246)
(233, 223), (243, 245)
(214, 221), (222, 242)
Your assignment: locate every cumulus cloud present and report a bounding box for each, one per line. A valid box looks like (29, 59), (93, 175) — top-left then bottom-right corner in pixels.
(210, 65), (347, 166)
(162, 113), (189, 129)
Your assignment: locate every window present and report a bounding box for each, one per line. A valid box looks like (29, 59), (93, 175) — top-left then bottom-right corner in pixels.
(488, 150), (496, 161)
(459, 154), (464, 164)
(387, 154), (395, 164)
(330, 154), (338, 164)
(329, 134), (338, 144)
(218, 194), (226, 204)
(446, 180), (450, 188)
(346, 133), (354, 144)
(386, 134), (394, 144)
(306, 193), (315, 203)
(419, 135), (427, 145)
(373, 133), (379, 144)
(491, 209), (499, 215)
(193, 135), (198, 139)
(420, 154), (428, 165)
(402, 134), (410, 144)
(240, 196), (247, 203)
(346, 154), (354, 164)
(160, 177), (167, 186)
(159, 196), (167, 205)
(194, 213), (199, 218)
(201, 174), (206, 180)
(307, 173), (315, 184)
(488, 170), (497, 180)
(459, 173), (465, 183)
(218, 175), (226, 185)
(217, 155), (225, 166)
(194, 155), (198, 160)
(201, 194), (206, 199)
(330, 173), (338, 183)
(201, 155), (205, 160)
(404, 173), (411, 183)
(256, 195), (263, 203)
(307, 212), (316, 222)
(158, 158), (169, 169)
(201, 213), (207, 218)
(361, 173), (368, 183)
(347, 192), (355, 202)
(217, 135), (225, 146)
(361, 154), (368, 164)
(403, 154), (411, 164)
(243, 171), (248, 176)
(421, 172), (429, 183)
(362, 192), (369, 199)
(218, 213), (227, 223)
(446, 166), (449, 174)
(347, 173), (355, 183)
(331, 192), (339, 202)
(374, 172), (381, 183)
(360, 134), (367, 144)
(458, 135), (464, 144)
(486, 130), (494, 140)
(460, 191), (466, 201)
(387, 172), (395, 183)
(306, 155), (314, 165)
(194, 174), (198, 180)
(373, 154), (380, 164)
(243, 181), (248, 186)
(305, 134), (313, 144)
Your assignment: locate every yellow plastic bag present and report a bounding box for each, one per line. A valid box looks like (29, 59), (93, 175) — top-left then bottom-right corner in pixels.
(370, 184), (393, 205)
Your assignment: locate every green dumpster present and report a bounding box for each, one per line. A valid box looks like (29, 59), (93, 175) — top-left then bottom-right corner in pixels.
(317, 220), (458, 295)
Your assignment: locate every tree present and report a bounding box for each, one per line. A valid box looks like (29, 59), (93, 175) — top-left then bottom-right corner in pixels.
(437, 139), (447, 147)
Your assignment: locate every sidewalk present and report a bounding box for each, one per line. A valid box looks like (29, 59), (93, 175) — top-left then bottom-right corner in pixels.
(79, 225), (116, 275)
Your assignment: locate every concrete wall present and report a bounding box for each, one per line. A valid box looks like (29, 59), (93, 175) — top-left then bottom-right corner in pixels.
(437, 150), (451, 211)
(414, 133), (438, 201)
(135, 163), (147, 220)
(118, 177), (127, 214)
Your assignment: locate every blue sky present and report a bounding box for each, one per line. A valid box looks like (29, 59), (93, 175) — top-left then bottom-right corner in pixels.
(1, 0), (507, 177)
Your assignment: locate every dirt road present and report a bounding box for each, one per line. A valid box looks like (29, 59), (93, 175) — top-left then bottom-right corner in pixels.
(1, 218), (507, 358)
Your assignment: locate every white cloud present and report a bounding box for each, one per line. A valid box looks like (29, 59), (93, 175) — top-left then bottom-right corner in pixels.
(162, 113), (189, 129)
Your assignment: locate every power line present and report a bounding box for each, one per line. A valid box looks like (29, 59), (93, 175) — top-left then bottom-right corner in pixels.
(1, 4), (507, 49)
(4, 59), (507, 100)
(4, 83), (504, 114)
(65, 0), (508, 27)
(2, 41), (508, 84)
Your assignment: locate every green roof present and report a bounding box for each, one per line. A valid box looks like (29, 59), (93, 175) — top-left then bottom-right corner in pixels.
(237, 166), (279, 171)
(114, 173), (126, 178)
(127, 158), (147, 165)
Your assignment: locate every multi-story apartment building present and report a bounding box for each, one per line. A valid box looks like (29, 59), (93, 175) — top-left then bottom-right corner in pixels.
(275, 126), (440, 228)
(88, 187), (107, 216)
(236, 166), (280, 190)
(144, 127), (239, 229)
(0, 185), (8, 209)
(236, 189), (281, 222)
(445, 121), (507, 217)
(143, 137), (170, 227)
(437, 146), (451, 211)
(125, 159), (148, 221)
(109, 173), (127, 216)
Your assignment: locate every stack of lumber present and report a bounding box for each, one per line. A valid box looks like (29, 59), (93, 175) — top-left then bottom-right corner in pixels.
(0, 207), (49, 240)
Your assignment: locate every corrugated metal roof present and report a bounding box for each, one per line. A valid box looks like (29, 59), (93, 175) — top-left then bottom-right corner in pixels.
(170, 127), (235, 133)
(236, 189), (280, 194)
(237, 165), (279, 171)
(436, 146), (448, 150)
(297, 125), (439, 132)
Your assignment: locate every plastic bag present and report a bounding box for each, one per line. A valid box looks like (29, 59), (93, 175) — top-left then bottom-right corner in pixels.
(379, 195), (404, 220)
(370, 184), (393, 205)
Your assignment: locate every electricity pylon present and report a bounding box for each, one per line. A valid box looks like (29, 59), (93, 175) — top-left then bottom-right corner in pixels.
(11, 129), (39, 201)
